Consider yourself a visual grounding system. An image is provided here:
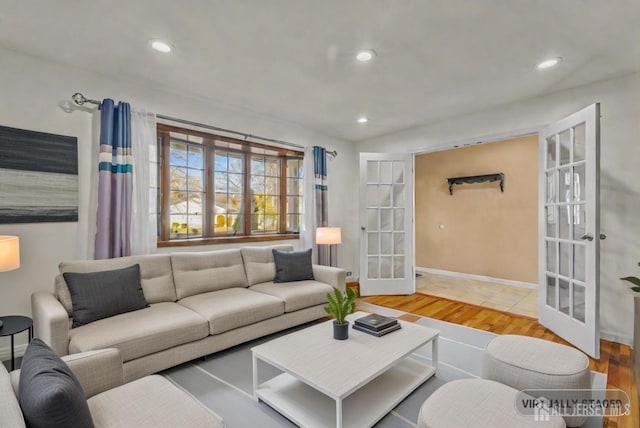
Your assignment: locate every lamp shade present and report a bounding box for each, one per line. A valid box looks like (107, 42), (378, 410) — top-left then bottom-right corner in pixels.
(0, 236), (20, 272)
(316, 227), (342, 245)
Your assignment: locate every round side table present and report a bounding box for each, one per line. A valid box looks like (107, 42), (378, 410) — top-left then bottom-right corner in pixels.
(0, 316), (33, 371)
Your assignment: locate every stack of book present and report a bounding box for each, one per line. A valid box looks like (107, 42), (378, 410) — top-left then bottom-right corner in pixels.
(353, 313), (401, 337)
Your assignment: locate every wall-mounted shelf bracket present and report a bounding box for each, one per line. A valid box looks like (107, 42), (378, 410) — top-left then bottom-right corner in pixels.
(447, 173), (504, 195)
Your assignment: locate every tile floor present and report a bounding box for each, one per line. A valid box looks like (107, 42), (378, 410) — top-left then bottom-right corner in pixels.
(415, 272), (538, 318)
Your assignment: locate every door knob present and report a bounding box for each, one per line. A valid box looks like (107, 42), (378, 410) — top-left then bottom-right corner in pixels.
(580, 233), (594, 241)
(361, 226), (366, 231)
(599, 233), (606, 240)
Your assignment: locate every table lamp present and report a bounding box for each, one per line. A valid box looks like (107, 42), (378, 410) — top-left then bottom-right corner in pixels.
(0, 236), (20, 329)
(316, 227), (341, 267)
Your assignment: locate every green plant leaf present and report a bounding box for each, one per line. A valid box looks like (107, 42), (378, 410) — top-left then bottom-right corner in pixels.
(621, 276), (640, 287)
(632, 287), (640, 293)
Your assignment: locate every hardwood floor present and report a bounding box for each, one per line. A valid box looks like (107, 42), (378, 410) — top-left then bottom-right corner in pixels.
(361, 292), (639, 428)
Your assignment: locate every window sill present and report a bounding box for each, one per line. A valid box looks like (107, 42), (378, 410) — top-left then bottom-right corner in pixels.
(157, 234), (300, 248)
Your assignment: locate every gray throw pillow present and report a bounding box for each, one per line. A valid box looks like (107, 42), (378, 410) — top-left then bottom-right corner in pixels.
(272, 248), (315, 283)
(63, 264), (149, 328)
(18, 338), (95, 428)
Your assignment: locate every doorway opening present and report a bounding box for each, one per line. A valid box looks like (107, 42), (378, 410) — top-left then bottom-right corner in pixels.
(414, 134), (539, 318)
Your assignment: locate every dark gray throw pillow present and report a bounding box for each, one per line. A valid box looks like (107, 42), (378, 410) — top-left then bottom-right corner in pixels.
(19, 338), (95, 428)
(272, 248), (315, 283)
(63, 264), (149, 328)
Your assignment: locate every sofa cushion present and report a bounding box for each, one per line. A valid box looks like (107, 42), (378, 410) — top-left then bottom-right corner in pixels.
(273, 248), (314, 283)
(57, 254), (176, 316)
(88, 375), (224, 428)
(0, 362), (25, 428)
(68, 302), (208, 362)
(19, 339), (94, 428)
(178, 288), (284, 334)
(171, 249), (248, 299)
(250, 280), (333, 312)
(241, 245), (294, 286)
(64, 264), (149, 328)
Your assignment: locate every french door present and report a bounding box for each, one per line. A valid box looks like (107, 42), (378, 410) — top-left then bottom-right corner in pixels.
(539, 103), (600, 358)
(359, 153), (415, 296)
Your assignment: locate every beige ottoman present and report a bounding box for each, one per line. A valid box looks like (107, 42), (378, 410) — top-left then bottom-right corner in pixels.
(483, 334), (590, 427)
(417, 378), (565, 428)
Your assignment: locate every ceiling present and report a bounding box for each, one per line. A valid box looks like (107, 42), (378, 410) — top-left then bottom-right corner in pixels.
(1, 1), (639, 142)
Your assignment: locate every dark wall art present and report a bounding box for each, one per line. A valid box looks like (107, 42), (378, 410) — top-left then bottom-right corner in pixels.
(0, 125), (78, 223)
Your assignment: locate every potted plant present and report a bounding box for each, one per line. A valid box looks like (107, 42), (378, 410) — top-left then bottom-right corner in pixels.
(621, 262), (640, 397)
(324, 287), (357, 340)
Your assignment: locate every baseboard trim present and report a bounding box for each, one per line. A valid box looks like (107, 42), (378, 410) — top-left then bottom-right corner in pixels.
(0, 343), (27, 364)
(600, 331), (633, 347)
(416, 267), (538, 290)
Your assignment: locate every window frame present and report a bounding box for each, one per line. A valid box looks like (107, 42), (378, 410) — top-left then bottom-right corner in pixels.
(156, 124), (303, 247)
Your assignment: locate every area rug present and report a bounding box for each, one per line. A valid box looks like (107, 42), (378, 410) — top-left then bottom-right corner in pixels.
(162, 302), (606, 427)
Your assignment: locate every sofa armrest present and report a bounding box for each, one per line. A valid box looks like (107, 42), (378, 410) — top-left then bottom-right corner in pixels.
(63, 348), (124, 398)
(312, 265), (346, 292)
(31, 291), (70, 357)
(10, 348), (125, 399)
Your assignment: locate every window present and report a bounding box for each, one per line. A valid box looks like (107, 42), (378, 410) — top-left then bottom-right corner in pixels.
(156, 124), (303, 246)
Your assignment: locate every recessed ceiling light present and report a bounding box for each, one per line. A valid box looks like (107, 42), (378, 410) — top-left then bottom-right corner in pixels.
(537, 57), (561, 69)
(356, 50), (376, 62)
(357, 117), (368, 124)
(150, 40), (173, 53)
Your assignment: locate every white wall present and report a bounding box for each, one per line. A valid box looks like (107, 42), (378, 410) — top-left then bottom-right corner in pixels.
(0, 46), (359, 357)
(357, 72), (640, 345)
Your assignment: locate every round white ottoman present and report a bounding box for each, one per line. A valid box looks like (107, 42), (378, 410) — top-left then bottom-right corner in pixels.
(417, 378), (565, 428)
(483, 334), (590, 427)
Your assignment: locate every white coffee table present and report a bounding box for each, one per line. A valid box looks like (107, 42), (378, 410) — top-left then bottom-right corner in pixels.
(251, 312), (439, 428)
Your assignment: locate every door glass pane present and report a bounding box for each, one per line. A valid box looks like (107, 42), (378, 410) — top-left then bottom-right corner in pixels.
(546, 275), (556, 308)
(380, 185), (392, 207)
(367, 209), (378, 231)
(546, 171), (556, 203)
(380, 233), (392, 255)
(380, 209), (392, 231)
(393, 185), (405, 207)
(573, 244), (585, 282)
(393, 256), (405, 278)
(380, 257), (392, 278)
(559, 168), (572, 202)
(573, 283), (586, 323)
(380, 161), (392, 184)
(393, 209), (405, 231)
(559, 129), (571, 165)
(559, 205), (571, 240)
(573, 123), (586, 162)
(546, 240), (556, 273)
(394, 233), (405, 255)
(367, 185), (378, 207)
(393, 161), (404, 184)
(545, 206), (556, 237)
(367, 233), (378, 255)
(367, 256), (378, 279)
(559, 242), (570, 277)
(572, 204), (585, 239)
(573, 164), (585, 202)
(559, 279), (570, 315)
(367, 161), (378, 183)
(546, 136), (556, 169)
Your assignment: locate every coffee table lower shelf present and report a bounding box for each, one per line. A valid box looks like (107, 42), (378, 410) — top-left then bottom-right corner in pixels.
(255, 356), (435, 428)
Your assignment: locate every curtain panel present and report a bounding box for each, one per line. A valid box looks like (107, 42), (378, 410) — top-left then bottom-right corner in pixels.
(313, 146), (330, 265)
(94, 99), (133, 259)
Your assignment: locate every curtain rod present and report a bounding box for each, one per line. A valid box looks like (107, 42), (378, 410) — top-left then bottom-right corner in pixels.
(70, 92), (329, 154)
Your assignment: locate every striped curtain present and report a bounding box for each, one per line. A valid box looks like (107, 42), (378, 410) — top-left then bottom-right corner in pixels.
(313, 146), (330, 265)
(95, 99), (133, 259)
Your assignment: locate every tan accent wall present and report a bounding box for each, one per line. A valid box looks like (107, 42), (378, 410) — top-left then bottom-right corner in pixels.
(415, 135), (538, 283)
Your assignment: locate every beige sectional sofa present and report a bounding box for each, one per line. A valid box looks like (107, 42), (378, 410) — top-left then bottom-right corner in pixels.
(2, 348), (225, 428)
(32, 245), (346, 382)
